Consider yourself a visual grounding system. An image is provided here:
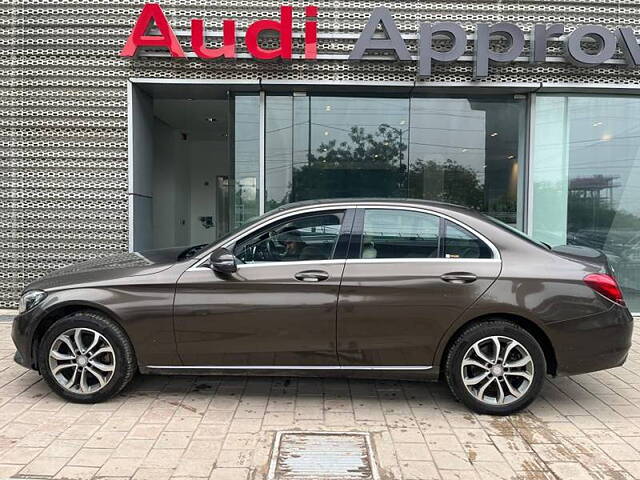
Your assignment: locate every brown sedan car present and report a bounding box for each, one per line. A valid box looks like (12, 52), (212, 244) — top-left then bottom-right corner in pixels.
(12, 199), (633, 415)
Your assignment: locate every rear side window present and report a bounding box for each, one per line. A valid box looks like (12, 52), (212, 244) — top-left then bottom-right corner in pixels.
(444, 220), (493, 259)
(361, 209), (440, 259)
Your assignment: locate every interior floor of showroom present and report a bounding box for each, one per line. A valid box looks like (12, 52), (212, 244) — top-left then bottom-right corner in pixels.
(0, 316), (637, 480)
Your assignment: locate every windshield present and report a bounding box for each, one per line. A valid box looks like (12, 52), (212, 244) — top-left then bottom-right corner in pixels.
(483, 215), (551, 250)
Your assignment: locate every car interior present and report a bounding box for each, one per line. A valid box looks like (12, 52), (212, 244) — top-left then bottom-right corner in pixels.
(234, 213), (343, 263)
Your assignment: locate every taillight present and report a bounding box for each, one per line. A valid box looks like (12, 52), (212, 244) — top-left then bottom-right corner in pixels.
(583, 273), (625, 306)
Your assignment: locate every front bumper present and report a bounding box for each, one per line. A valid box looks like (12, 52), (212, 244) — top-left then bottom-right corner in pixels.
(547, 305), (634, 376)
(11, 309), (40, 370)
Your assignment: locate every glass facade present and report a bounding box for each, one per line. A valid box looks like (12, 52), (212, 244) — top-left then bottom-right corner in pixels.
(229, 91), (640, 312)
(531, 95), (640, 311)
(265, 94), (526, 226)
(232, 95), (261, 228)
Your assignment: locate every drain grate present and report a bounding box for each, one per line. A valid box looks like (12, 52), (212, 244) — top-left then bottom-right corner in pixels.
(268, 431), (379, 480)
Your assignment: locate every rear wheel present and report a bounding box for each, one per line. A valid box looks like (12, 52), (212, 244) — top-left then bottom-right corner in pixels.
(445, 320), (546, 415)
(38, 311), (136, 403)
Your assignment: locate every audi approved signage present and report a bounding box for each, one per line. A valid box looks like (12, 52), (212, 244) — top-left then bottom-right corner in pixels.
(120, 3), (640, 78)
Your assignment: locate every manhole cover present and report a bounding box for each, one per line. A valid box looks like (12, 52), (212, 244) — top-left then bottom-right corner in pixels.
(268, 431), (379, 480)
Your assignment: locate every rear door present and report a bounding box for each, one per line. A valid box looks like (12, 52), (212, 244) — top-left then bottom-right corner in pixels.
(337, 206), (501, 368)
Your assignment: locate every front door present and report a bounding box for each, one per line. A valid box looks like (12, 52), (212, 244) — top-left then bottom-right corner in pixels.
(174, 209), (352, 366)
(337, 207), (501, 368)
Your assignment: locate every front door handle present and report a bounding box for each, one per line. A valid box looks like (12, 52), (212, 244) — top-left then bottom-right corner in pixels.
(441, 272), (477, 284)
(294, 270), (329, 282)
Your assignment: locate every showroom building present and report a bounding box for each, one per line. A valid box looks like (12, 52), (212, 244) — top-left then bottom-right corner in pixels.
(4, 0), (640, 312)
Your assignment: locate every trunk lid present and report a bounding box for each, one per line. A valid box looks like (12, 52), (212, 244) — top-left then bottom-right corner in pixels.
(551, 245), (612, 274)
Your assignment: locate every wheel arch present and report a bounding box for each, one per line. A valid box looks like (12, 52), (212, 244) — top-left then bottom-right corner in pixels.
(31, 301), (131, 371)
(438, 313), (558, 377)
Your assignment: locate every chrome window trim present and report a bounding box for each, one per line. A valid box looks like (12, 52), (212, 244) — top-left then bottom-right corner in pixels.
(146, 365), (432, 371)
(186, 201), (502, 271)
(345, 258), (501, 264)
(187, 203), (356, 270)
(236, 259), (346, 269)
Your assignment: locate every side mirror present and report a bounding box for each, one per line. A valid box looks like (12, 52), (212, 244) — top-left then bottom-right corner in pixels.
(209, 248), (237, 274)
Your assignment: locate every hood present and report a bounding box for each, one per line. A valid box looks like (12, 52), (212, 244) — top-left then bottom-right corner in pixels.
(25, 246), (190, 292)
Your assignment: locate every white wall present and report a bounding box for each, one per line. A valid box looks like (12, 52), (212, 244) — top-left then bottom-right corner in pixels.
(152, 118), (190, 249)
(151, 121), (230, 248)
(188, 140), (229, 244)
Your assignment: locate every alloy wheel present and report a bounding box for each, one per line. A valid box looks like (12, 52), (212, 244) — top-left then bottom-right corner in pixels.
(460, 335), (534, 406)
(48, 328), (116, 394)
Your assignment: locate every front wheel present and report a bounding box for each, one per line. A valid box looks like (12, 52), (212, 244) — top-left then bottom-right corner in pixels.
(38, 311), (136, 403)
(445, 320), (546, 415)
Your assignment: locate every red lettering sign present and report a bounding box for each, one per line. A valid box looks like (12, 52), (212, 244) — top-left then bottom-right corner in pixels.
(120, 3), (318, 60)
(245, 6), (293, 60)
(120, 3), (185, 58)
(192, 19), (236, 59)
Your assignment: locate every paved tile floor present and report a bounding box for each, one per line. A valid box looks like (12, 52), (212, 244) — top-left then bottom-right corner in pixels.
(0, 320), (637, 480)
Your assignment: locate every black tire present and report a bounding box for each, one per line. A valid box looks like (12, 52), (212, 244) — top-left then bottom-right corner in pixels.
(445, 320), (546, 415)
(38, 311), (136, 403)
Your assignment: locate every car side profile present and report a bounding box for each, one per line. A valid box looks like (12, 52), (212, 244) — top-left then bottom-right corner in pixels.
(11, 199), (633, 415)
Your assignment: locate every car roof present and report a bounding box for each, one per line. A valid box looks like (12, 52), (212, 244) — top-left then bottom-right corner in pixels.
(272, 198), (474, 215)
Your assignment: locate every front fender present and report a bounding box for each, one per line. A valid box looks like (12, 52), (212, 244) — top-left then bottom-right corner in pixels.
(22, 285), (180, 369)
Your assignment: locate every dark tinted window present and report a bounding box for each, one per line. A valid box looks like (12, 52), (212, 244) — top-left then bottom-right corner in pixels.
(444, 220), (493, 259)
(361, 209), (440, 259)
(234, 212), (343, 263)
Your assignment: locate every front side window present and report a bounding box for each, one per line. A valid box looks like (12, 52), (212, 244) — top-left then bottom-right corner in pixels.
(361, 209), (440, 259)
(234, 212), (344, 264)
(444, 220), (493, 259)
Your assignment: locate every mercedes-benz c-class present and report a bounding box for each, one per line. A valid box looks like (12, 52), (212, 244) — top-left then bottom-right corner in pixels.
(12, 200), (633, 415)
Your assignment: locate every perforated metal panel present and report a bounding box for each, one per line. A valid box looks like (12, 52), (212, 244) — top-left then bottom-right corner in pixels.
(3, 0), (640, 308)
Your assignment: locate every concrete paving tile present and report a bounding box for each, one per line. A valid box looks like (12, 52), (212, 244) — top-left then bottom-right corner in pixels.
(398, 460), (440, 480)
(69, 447), (113, 467)
(96, 457), (143, 477)
(131, 467), (174, 480)
(112, 439), (155, 458)
(140, 448), (184, 469)
(473, 461), (517, 480)
(464, 443), (504, 463)
(0, 463), (22, 478)
(127, 424), (164, 440)
(547, 461), (594, 480)
(18, 455), (67, 476)
(208, 467), (249, 480)
(183, 439), (223, 459)
(154, 431), (192, 449)
(389, 427), (425, 443)
(432, 450), (474, 470)
(40, 438), (85, 458)
(173, 458), (215, 477)
(56, 465), (100, 479)
(0, 446), (42, 464)
(215, 449), (253, 468)
(394, 442), (432, 461)
(426, 433), (464, 452)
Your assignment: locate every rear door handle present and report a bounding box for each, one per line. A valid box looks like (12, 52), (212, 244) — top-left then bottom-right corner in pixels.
(441, 272), (477, 284)
(294, 270), (329, 282)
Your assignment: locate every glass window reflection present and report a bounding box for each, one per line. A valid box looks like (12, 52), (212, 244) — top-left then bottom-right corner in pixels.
(532, 95), (640, 311)
(233, 95), (261, 228)
(408, 97), (526, 227)
(266, 96), (411, 208)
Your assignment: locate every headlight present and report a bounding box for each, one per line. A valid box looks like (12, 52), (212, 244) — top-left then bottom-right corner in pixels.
(18, 290), (47, 314)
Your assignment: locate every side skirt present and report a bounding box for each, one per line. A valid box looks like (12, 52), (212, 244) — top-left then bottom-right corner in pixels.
(140, 365), (440, 381)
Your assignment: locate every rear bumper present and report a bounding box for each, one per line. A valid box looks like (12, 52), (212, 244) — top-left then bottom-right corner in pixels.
(547, 305), (633, 376)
